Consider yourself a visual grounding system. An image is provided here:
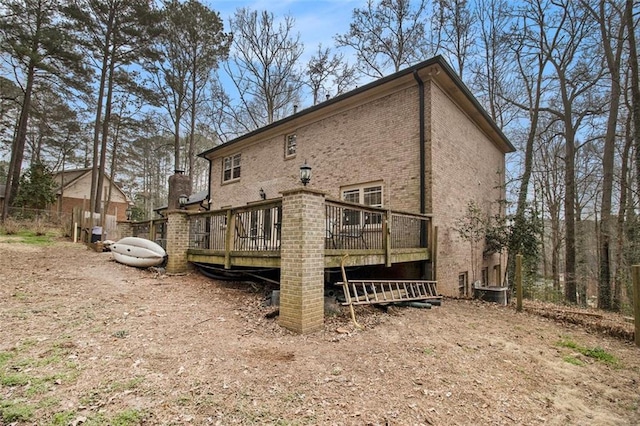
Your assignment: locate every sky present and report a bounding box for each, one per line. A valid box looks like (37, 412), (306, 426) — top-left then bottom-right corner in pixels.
(211, 0), (368, 62)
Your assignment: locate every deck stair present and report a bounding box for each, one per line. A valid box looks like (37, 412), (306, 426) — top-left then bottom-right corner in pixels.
(337, 279), (441, 306)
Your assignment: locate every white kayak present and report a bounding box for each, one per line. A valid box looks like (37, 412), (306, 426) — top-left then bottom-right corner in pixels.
(111, 237), (166, 268)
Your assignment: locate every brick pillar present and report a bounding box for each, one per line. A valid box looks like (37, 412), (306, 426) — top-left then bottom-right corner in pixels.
(279, 189), (326, 334)
(116, 221), (133, 240)
(166, 210), (189, 273)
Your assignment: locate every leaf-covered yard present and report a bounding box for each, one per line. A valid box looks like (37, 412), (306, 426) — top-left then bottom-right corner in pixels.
(1, 238), (639, 425)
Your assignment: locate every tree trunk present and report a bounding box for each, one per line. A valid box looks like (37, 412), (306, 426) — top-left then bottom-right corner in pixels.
(2, 61), (36, 220)
(627, 0), (640, 203)
(594, 0), (625, 311)
(95, 40), (117, 218)
(614, 113), (633, 311)
(174, 106), (182, 172)
(564, 121), (577, 304)
(89, 6), (114, 220)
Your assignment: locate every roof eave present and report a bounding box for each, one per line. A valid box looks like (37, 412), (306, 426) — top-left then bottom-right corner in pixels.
(198, 55), (515, 158)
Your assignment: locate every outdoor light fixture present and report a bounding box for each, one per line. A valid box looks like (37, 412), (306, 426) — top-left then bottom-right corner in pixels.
(299, 160), (312, 186)
(178, 194), (188, 209)
(259, 188), (266, 200)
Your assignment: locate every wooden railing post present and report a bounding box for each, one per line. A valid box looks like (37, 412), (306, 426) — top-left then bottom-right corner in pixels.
(224, 209), (234, 269)
(149, 219), (156, 241)
(384, 210), (391, 267)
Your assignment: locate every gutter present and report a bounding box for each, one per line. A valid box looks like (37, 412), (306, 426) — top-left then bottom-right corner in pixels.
(198, 56), (515, 160)
(413, 70), (427, 249)
(201, 157), (213, 211)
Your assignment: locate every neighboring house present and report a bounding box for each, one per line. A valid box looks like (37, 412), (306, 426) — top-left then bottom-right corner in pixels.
(52, 168), (129, 222)
(198, 56), (515, 296)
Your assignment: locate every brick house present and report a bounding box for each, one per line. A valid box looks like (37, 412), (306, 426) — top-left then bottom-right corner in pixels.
(197, 55), (515, 297)
(52, 168), (130, 222)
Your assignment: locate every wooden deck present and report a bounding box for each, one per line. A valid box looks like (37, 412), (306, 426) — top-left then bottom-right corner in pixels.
(133, 198), (432, 270)
(186, 198), (431, 269)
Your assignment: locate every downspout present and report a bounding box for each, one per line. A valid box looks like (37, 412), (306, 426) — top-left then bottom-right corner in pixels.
(201, 157), (213, 211)
(412, 71), (427, 245)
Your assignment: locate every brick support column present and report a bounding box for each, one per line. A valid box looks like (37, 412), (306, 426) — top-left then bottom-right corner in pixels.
(166, 210), (189, 273)
(115, 221), (133, 241)
(278, 189), (326, 334)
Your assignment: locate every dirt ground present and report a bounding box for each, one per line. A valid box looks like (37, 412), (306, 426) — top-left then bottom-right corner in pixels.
(1, 238), (639, 426)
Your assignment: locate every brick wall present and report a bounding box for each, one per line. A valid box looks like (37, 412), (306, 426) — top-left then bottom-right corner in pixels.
(205, 75), (508, 297)
(165, 211), (190, 274)
(209, 83), (421, 212)
(278, 189), (326, 333)
(429, 82), (505, 295)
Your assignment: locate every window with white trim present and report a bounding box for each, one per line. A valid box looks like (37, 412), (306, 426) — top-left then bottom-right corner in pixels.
(340, 183), (383, 225)
(285, 134), (297, 158)
(222, 153), (241, 183)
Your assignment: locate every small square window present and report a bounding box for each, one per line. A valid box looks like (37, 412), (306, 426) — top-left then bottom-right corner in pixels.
(223, 153), (241, 183)
(285, 134), (297, 158)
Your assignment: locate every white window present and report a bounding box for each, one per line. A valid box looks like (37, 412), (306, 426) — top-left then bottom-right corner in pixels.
(341, 184), (383, 208)
(223, 153), (241, 183)
(285, 134), (297, 158)
(340, 183), (383, 226)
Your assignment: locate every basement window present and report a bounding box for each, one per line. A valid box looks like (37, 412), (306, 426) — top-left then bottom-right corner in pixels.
(458, 272), (468, 297)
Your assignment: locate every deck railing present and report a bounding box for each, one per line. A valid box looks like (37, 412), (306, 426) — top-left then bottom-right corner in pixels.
(121, 196), (433, 270)
(131, 218), (168, 249)
(325, 200), (384, 249)
(390, 212), (427, 249)
(183, 198), (429, 254)
(325, 199), (430, 251)
(187, 199), (282, 252)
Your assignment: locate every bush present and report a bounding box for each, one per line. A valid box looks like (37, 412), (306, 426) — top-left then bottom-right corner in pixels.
(0, 218), (23, 235)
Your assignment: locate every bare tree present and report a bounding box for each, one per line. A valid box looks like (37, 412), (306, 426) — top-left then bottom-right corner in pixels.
(534, 126), (566, 292)
(151, 0), (230, 181)
(306, 44), (358, 105)
(535, 0), (604, 304)
(503, 0), (550, 286)
(336, 0), (429, 78)
(431, 0), (476, 80)
(580, 0), (629, 310)
(224, 8), (303, 131)
(471, 0), (514, 127)
(627, 0), (640, 216)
